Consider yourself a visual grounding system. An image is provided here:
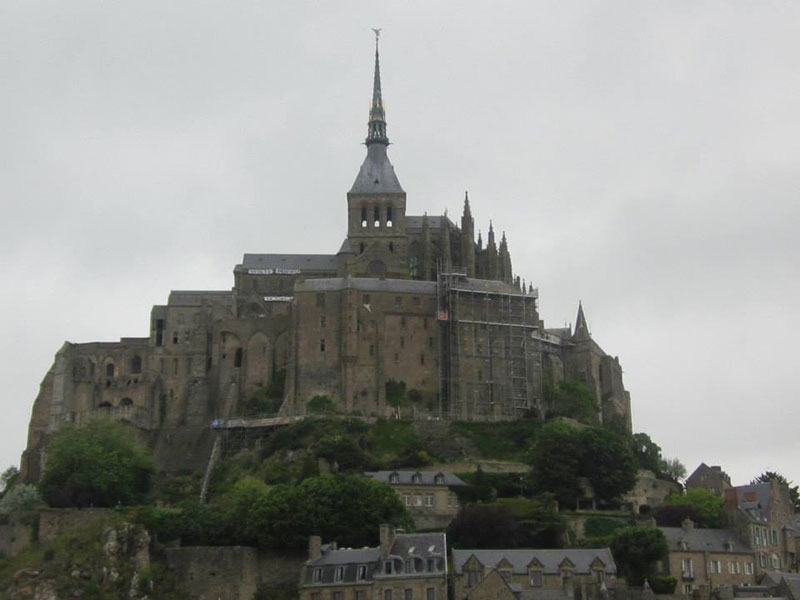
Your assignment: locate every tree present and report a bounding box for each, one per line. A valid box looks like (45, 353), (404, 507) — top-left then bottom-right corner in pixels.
(663, 488), (726, 528)
(39, 421), (154, 507)
(0, 466), (19, 498)
(447, 505), (524, 548)
(531, 421), (583, 507)
(631, 433), (663, 474)
(0, 484), (40, 514)
(544, 380), (598, 424)
(610, 526), (668, 585)
(579, 427), (637, 502)
(751, 471), (800, 513)
(660, 457), (687, 483)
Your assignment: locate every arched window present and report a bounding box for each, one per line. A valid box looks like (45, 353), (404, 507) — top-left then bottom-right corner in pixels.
(386, 206), (393, 227)
(234, 348), (243, 368)
(98, 400), (113, 408)
(359, 242), (365, 254)
(361, 206), (368, 228)
(373, 206), (380, 227)
(106, 363), (115, 377)
(120, 397), (133, 406)
(131, 355), (142, 374)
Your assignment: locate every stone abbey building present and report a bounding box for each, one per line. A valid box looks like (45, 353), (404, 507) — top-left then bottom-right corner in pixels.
(22, 38), (631, 480)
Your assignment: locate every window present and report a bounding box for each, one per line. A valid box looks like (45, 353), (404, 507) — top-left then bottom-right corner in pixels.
(395, 296), (402, 308)
(411, 472), (421, 484)
(428, 337), (434, 349)
(681, 559), (693, 577)
(684, 584), (693, 596)
(312, 568), (322, 582)
(403, 494), (410, 506)
(320, 316), (326, 328)
(759, 554), (767, 567)
(423, 318), (428, 329)
(709, 560), (721, 573)
(389, 472), (399, 483)
(333, 592), (343, 600)
(593, 569), (604, 583)
(358, 565), (368, 580)
(385, 561), (393, 575)
(384, 589), (392, 600)
(772, 554), (781, 569)
(155, 319), (165, 346)
(744, 562), (753, 575)
(369, 345), (375, 357)
(173, 358), (179, 375)
(448, 493), (458, 507)
(413, 296), (420, 306)
(427, 558), (435, 572)
(106, 363), (115, 377)
(466, 570), (481, 587)
(316, 293), (326, 308)
(386, 206), (393, 227)
(389, 242), (394, 252)
(361, 206), (368, 227)
(425, 494), (434, 507)
(374, 206), (380, 227)
(312, 594), (321, 600)
(356, 592), (365, 600)
(360, 242), (365, 254)
(320, 339), (326, 352)
(426, 588), (435, 600)
(131, 356), (142, 374)
(530, 571), (543, 587)
(400, 336), (405, 348)
(729, 561), (739, 574)
(499, 569), (511, 582)
(234, 348), (243, 367)
(363, 294), (371, 305)
(405, 559), (415, 573)
(401, 316), (406, 328)
(434, 473), (445, 484)
(172, 331), (179, 344)
(420, 354), (425, 366)
(415, 494), (423, 506)
(771, 529), (778, 545)
(334, 566), (344, 582)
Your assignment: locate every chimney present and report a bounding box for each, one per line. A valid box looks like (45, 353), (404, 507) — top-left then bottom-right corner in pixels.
(682, 518), (694, 532)
(379, 523), (395, 558)
(309, 535), (322, 561)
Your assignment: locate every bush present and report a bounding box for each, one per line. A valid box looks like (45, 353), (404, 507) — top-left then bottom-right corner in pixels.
(610, 526), (668, 585)
(40, 421), (154, 508)
(662, 488), (726, 528)
(649, 575), (677, 594)
(307, 395), (335, 414)
(0, 484), (40, 514)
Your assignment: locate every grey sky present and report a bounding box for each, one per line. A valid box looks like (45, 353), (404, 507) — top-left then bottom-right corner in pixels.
(1, 1), (798, 486)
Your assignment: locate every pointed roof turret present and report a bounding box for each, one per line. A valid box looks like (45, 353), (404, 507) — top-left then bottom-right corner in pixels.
(488, 220), (496, 246)
(350, 30), (404, 195)
(463, 191), (472, 217)
(573, 301), (591, 341)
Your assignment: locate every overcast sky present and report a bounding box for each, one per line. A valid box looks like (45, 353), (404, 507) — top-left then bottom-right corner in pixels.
(1, 1), (798, 487)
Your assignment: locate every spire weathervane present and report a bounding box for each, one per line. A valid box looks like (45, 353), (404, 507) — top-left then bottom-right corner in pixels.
(366, 28), (389, 146)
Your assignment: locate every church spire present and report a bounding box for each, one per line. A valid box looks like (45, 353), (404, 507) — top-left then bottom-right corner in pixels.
(366, 29), (388, 146)
(573, 301), (591, 341)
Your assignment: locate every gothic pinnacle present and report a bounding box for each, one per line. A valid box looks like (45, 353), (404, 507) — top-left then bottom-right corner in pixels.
(366, 28), (389, 146)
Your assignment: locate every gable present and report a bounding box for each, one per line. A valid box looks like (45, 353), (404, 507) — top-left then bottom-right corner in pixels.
(559, 557), (575, 570)
(466, 570), (516, 600)
(495, 558), (514, 571)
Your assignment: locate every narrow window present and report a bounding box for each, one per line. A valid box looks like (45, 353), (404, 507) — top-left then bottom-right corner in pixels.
(530, 571), (543, 587)
(106, 363), (115, 377)
(384, 589), (393, 600)
(131, 355), (142, 374)
(406, 559), (415, 573)
(415, 494), (422, 506)
(426, 588), (435, 600)
(360, 242), (365, 254)
(425, 494), (433, 506)
(401, 316), (406, 328)
(320, 339), (326, 352)
(404, 589), (413, 600)
(386, 206), (393, 227)
(320, 316), (326, 328)
(423, 318), (428, 329)
(428, 337), (434, 348)
(356, 592), (365, 600)
(155, 319), (165, 347)
(316, 293), (325, 308)
(334, 566), (344, 581)
(361, 206), (368, 227)
(358, 565), (368, 580)
(369, 345), (375, 357)
(403, 494), (410, 506)
(400, 336), (405, 348)
(363, 294), (370, 305)
(374, 206), (380, 227)
(389, 242), (394, 252)
(420, 353), (425, 366)
(312, 568), (322, 582)
(172, 331), (179, 345)
(395, 296), (402, 307)
(385, 562), (393, 575)
(412, 296), (420, 306)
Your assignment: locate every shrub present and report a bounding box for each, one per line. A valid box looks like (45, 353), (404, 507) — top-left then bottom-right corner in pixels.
(307, 395), (335, 414)
(0, 484), (40, 514)
(649, 575), (677, 594)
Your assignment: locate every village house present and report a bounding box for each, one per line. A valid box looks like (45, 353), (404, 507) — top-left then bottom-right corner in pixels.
(364, 470), (466, 529)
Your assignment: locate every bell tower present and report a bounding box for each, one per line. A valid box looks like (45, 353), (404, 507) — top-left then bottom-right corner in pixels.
(346, 30), (408, 279)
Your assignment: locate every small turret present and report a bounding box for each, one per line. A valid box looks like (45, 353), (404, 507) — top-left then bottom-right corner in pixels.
(573, 301), (591, 341)
(461, 191), (475, 277)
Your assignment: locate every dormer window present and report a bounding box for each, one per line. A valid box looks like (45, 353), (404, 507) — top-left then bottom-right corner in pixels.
(434, 473), (445, 485)
(427, 558), (435, 572)
(312, 568), (322, 582)
(358, 565), (368, 580)
(679, 540), (688, 551)
(411, 472), (422, 484)
(334, 566), (344, 582)
(389, 472), (400, 484)
(406, 558), (415, 573)
(385, 561), (394, 574)
(530, 570), (543, 587)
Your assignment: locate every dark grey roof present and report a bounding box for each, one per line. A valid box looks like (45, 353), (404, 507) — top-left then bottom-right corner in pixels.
(350, 144), (404, 194)
(296, 277), (437, 294)
(311, 547), (381, 567)
(236, 254), (338, 273)
(168, 290), (233, 306)
(452, 549), (616, 575)
(544, 327), (572, 339)
(761, 572), (800, 588)
(733, 483), (771, 522)
(365, 470), (467, 487)
(406, 215), (454, 233)
(390, 532), (447, 559)
(659, 526), (753, 553)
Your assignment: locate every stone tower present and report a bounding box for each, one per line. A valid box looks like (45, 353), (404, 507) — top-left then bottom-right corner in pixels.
(345, 32), (408, 279)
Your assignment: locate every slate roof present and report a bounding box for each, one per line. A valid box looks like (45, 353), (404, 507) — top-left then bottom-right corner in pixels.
(168, 290), (234, 306)
(732, 483), (771, 522)
(304, 532), (446, 585)
(659, 526), (753, 553)
(365, 470), (467, 487)
(448, 277), (530, 297)
(235, 254), (338, 273)
(350, 144), (404, 194)
(296, 277), (437, 294)
(451, 549), (616, 575)
(406, 215), (455, 233)
(761, 572), (800, 589)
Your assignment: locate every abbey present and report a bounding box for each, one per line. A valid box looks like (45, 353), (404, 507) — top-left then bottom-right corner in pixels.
(21, 39), (631, 481)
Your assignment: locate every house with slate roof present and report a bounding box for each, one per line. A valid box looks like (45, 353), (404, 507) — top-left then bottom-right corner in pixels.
(365, 470), (467, 529)
(451, 548), (616, 600)
(724, 480), (797, 573)
(300, 525), (447, 600)
(659, 518), (756, 596)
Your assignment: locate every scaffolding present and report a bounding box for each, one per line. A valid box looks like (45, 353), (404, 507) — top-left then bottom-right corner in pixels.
(437, 268), (539, 421)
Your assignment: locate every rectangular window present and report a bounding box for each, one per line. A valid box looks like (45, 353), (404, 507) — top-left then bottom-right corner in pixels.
(709, 561), (721, 573)
(420, 353), (425, 366)
(426, 588), (435, 600)
(385, 561), (393, 575)
(428, 336), (434, 348)
(425, 494), (434, 507)
(320, 339), (326, 352)
(363, 294), (371, 305)
(333, 592), (343, 600)
(745, 562), (753, 575)
(415, 494), (423, 506)
(155, 319), (165, 346)
(403, 494), (410, 506)
(395, 296), (402, 307)
(423, 318), (428, 329)
(401, 316), (406, 328)
(427, 558), (435, 572)
(312, 569), (322, 582)
(356, 592), (365, 600)
(335, 566), (344, 582)
(384, 589), (392, 600)
(320, 316), (326, 328)
(312, 594), (320, 600)
(173, 358), (178, 375)
(681, 559), (693, 576)
(759, 554), (767, 567)
(413, 296), (420, 306)
(684, 585), (693, 596)
(404, 589), (412, 600)
(530, 571), (543, 587)
(369, 345), (375, 357)
(448, 493), (458, 507)
(467, 571), (481, 587)
(316, 293), (325, 308)
(172, 331), (179, 345)
(771, 529), (778, 545)
(358, 565), (368, 580)
(500, 570), (511, 582)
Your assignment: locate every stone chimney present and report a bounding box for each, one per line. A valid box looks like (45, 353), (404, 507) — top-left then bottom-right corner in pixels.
(379, 523), (395, 558)
(309, 535), (322, 561)
(682, 518), (695, 532)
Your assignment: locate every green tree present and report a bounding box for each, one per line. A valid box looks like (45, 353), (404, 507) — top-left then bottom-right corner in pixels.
(447, 505), (524, 548)
(631, 433), (663, 474)
(531, 421), (583, 507)
(610, 526), (668, 585)
(306, 395), (335, 414)
(544, 380), (598, 424)
(751, 471), (800, 513)
(40, 421), (154, 507)
(0, 466), (19, 498)
(660, 457), (687, 483)
(0, 483), (40, 514)
(579, 426), (637, 502)
(664, 488), (726, 528)
(385, 379), (408, 416)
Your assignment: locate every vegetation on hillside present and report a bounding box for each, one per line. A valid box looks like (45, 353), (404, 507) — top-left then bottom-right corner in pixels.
(655, 488), (727, 528)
